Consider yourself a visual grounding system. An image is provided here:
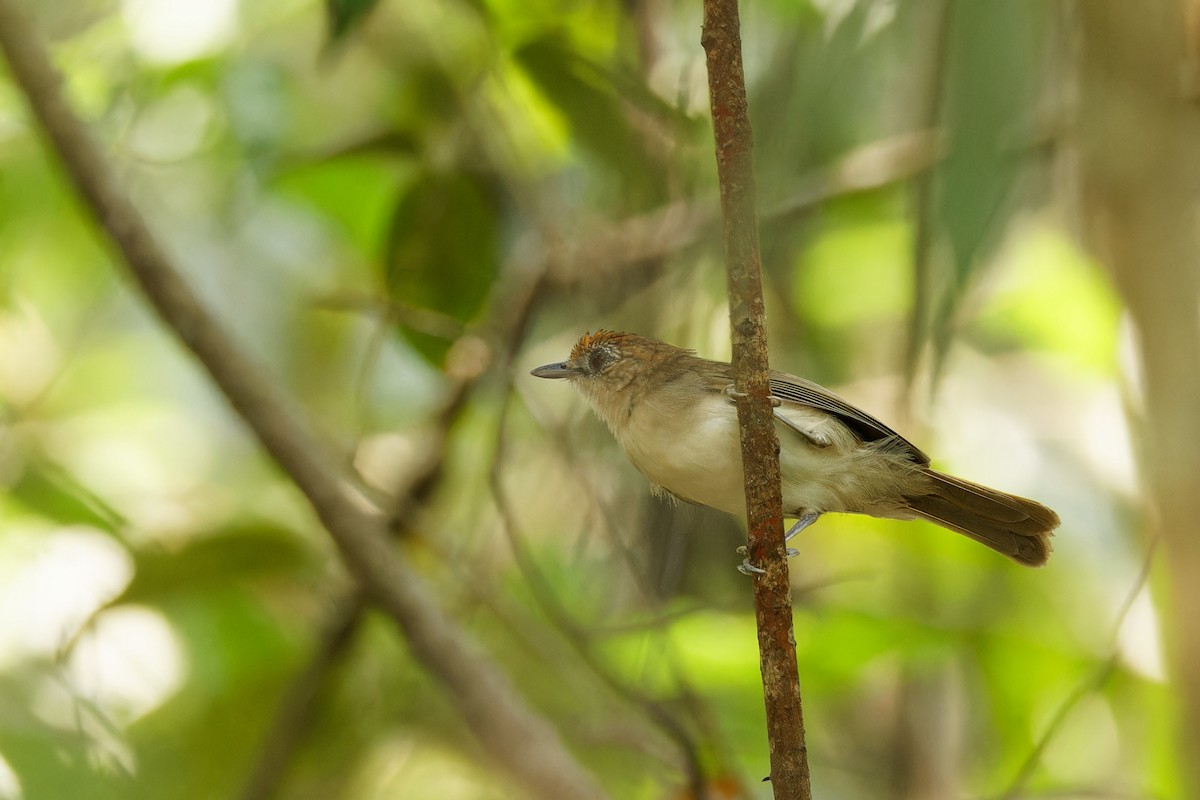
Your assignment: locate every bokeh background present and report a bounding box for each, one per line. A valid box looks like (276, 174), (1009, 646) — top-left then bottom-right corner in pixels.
(0, 0), (1196, 798)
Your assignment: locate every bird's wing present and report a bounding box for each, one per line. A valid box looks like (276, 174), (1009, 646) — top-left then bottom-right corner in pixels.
(768, 371), (930, 464)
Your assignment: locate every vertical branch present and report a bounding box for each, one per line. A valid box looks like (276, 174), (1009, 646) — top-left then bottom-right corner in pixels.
(700, 2), (812, 798)
(1074, 1), (1200, 795)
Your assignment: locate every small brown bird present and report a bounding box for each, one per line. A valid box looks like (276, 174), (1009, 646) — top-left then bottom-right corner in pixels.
(532, 331), (1058, 567)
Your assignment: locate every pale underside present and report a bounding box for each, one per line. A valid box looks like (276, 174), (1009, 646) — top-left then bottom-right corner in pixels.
(605, 388), (930, 520)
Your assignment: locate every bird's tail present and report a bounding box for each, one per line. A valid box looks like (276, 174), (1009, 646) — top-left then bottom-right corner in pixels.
(905, 470), (1058, 567)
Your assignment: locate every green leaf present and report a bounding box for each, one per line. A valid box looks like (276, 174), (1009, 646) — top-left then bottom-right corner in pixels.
(514, 34), (667, 208)
(114, 525), (317, 604)
(324, 0), (382, 48)
(925, 0), (1048, 358)
(8, 459), (125, 533)
(0, 667), (134, 800)
(272, 155), (404, 256)
(383, 169), (501, 362)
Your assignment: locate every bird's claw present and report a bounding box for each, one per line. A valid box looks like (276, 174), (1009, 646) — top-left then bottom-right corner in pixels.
(735, 546), (766, 574)
(738, 558), (766, 575)
(722, 385), (783, 409)
(737, 517), (816, 574)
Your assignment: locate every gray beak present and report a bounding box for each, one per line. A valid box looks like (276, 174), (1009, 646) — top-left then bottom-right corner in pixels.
(530, 362), (577, 379)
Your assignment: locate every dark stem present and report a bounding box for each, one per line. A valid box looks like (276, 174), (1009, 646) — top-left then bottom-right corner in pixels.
(701, 1), (813, 797)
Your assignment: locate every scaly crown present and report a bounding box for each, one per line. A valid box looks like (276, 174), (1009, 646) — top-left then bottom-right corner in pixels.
(569, 330), (627, 362)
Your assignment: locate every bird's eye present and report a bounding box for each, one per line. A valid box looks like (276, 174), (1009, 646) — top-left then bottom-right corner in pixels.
(587, 347), (613, 373)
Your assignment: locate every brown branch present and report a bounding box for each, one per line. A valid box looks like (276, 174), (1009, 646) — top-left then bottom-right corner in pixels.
(241, 351), (479, 800)
(0, 5), (606, 799)
(701, 2), (812, 798)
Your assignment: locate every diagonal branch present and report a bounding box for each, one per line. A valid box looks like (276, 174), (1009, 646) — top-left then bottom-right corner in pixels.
(0, 4), (606, 799)
(701, 1), (812, 797)
(542, 131), (938, 293)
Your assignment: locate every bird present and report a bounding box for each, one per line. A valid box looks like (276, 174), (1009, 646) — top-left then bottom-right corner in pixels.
(531, 330), (1058, 568)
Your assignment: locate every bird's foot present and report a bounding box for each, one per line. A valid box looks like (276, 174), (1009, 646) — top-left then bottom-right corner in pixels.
(736, 513), (819, 574)
(722, 384), (783, 408)
(737, 558), (766, 576)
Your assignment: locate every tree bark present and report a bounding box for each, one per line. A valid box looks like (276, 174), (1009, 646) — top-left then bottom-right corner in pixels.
(701, 2), (813, 797)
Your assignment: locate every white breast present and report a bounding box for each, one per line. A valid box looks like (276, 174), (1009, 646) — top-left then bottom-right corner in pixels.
(615, 392), (748, 515)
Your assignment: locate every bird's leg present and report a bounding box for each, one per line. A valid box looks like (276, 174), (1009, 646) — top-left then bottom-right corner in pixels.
(783, 511), (820, 557)
(737, 512), (820, 574)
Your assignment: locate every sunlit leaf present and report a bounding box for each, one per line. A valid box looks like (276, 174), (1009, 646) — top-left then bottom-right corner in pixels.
(515, 34), (667, 208)
(273, 156), (404, 256)
(7, 460), (124, 533)
(975, 227), (1120, 372)
(0, 668), (134, 800)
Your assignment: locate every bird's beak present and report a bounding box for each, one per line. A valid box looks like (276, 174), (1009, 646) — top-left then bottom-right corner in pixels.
(530, 361), (577, 379)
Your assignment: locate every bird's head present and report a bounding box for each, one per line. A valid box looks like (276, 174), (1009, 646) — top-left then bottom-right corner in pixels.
(530, 330), (688, 420)
(530, 330), (632, 381)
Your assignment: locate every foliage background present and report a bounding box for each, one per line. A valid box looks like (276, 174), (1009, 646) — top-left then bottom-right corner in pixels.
(0, 0), (1189, 798)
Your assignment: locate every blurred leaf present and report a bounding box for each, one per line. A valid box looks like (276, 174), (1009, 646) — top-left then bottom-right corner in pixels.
(751, 4), (892, 201)
(127, 589), (306, 800)
(272, 155), (404, 255)
(324, 0), (382, 49)
(925, 0), (1048, 357)
(383, 169), (501, 362)
(222, 60), (291, 168)
(0, 668), (132, 800)
(515, 34), (667, 208)
(975, 227), (1120, 372)
(8, 460), (124, 533)
(114, 524), (317, 604)
(796, 217), (912, 330)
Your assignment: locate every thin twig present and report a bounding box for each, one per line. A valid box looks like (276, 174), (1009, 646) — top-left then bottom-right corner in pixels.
(701, 1), (812, 797)
(543, 130), (938, 292)
(0, 6), (606, 799)
(490, 375), (713, 800)
(239, 594), (366, 800)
